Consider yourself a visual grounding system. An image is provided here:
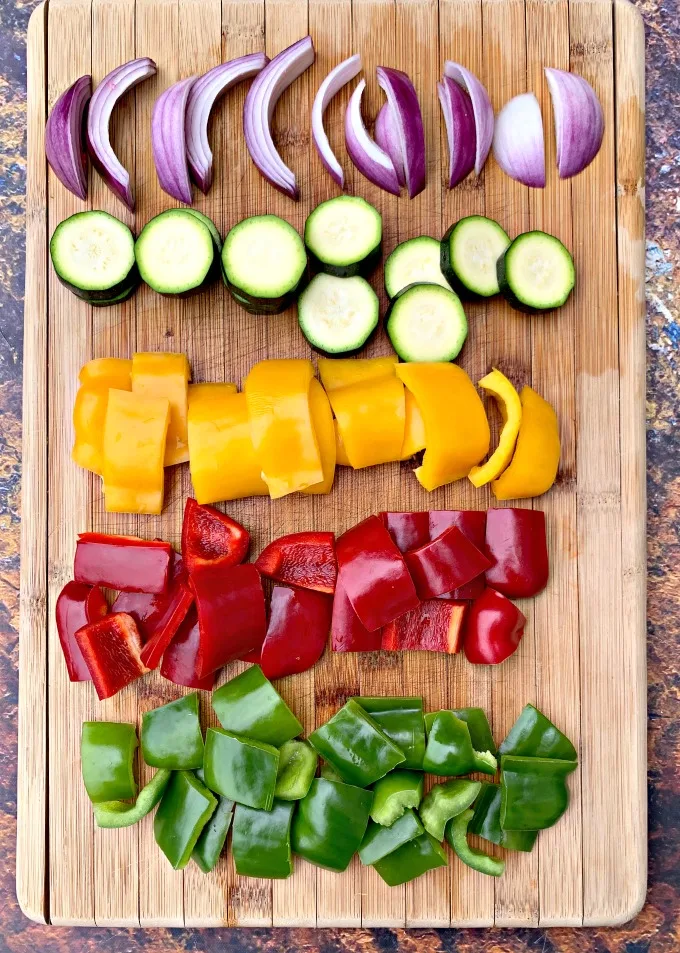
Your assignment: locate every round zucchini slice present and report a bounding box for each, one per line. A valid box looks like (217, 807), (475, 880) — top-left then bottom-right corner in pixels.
(297, 273), (379, 356)
(386, 283), (468, 363)
(135, 209), (217, 295)
(441, 215), (511, 299)
(305, 196), (382, 277)
(497, 231), (575, 313)
(50, 210), (137, 299)
(222, 215), (307, 313)
(183, 208), (222, 250)
(385, 236), (452, 298)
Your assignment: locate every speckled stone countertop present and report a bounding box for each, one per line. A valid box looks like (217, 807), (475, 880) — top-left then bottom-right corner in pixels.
(0, 0), (678, 949)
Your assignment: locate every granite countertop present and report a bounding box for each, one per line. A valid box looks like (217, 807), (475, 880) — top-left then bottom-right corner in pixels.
(0, 0), (677, 949)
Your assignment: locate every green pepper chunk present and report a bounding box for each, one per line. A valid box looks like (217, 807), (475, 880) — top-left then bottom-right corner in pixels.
(291, 778), (373, 872)
(445, 808), (506, 877)
(500, 755), (577, 831)
(309, 698), (406, 787)
(419, 779), (481, 841)
(212, 666), (303, 747)
(232, 800), (295, 879)
(370, 770), (423, 826)
(141, 692), (204, 770)
(192, 796), (234, 873)
(499, 704), (577, 761)
(204, 727), (279, 810)
(358, 809), (424, 866)
(274, 739), (318, 801)
(372, 831), (447, 886)
(452, 707), (497, 756)
(81, 722), (138, 803)
(423, 711), (497, 776)
(468, 782), (538, 852)
(93, 769), (172, 828)
(320, 761), (344, 782)
(154, 770), (217, 869)
(355, 696), (426, 770)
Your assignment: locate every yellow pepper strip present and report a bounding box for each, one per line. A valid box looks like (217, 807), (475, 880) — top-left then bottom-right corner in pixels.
(396, 363), (490, 491)
(188, 385), (268, 503)
(400, 389), (427, 459)
(328, 376), (406, 469)
(318, 354), (398, 392)
(72, 358), (132, 475)
(79, 357), (133, 389)
(102, 389), (170, 515)
(492, 386), (560, 500)
(468, 368), (523, 488)
(335, 421), (351, 466)
(302, 380), (336, 495)
(131, 352), (191, 467)
(245, 359), (323, 499)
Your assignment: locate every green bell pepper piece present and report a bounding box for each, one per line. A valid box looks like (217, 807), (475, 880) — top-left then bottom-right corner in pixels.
(445, 809), (505, 877)
(499, 704), (577, 761)
(93, 769), (172, 828)
(500, 755), (577, 831)
(372, 831), (447, 886)
(309, 698), (406, 787)
(274, 739), (318, 800)
(291, 777), (373, 872)
(358, 809), (424, 866)
(320, 761), (344, 782)
(141, 692), (204, 770)
(370, 770), (423, 826)
(423, 711), (497, 776)
(232, 800), (295, 879)
(468, 782), (538, 852)
(355, 696), (426, 770)
(419, 779), (481, 841)
(212, 666), (302, 747)
(192, 795), (234, 873)
(204, 727), (279, 810)
(452, 707), (497, 756)
(81, 722), (138, 803)
(154, 770), (217, 869)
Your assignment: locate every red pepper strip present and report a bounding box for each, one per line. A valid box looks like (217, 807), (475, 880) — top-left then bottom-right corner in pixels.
(404, 525), (492, 600)
(381, 600), (467, 653)
(255, 531), (337, 594)
(428, 511), (488, 599)
(330, 575), (382, 652)
(56, 581), (108, 681)
(181, 497), (250, 576)
(160, 606), (215, 691)
(484, 508), (549, 599)
(74, 533), (173, 594)
(380, 512), (430, 553)
(239, 647), (262, 664)
(260, 585), (333, 679)
(336, 515), (420, 632)
(75, 612), (149, 699)
(462, 587), (526, 664)
(192, 563), (267, 677)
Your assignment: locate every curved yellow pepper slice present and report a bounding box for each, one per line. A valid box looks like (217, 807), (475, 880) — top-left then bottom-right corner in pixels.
(302, 380), (336, 495)
(400, 389), (427, 459)
(72, 358), (132, 475)
(328, 376), (406, 469)
(318, 354), (398, 392)
(468, 368), (522, 488)
(492, 386), (560, 500)
(79, 357), (133, 389)
(132, 352), (191, 467)
(335, 421), (351, 466)
(245, 359), (323, 499)
(396, 362), (490, 491)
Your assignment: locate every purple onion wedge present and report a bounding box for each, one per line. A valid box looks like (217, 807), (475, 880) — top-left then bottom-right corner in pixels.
(152, 77), (197, 205)
(492, 92), (546, 188)
(437, 76), (476, 188)
(311, 53), (362, 188)
(545, 67), (604, 179)
(443, 61), (494, 176)
(344, 79), (401, 196)
(45, 75), (92, 200)
(374, 103), (405, 187)
(375, 66), (426, 198)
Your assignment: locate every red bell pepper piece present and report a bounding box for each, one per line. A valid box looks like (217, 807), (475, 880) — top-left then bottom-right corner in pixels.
(428, 510), (488, 599)
(381, 600), (467, 653)
(192, 562), (267, 677)
(255, 531), (337, 594)
(239, 647), (263, 664)
(484, 508), (549, 598)
(181, 497), (250, 575)
(260, 585), (333, 679)
(336, 515), (420, 632)
(462, 587), (526, 664)
(404, 525), (492, 600)
(380, 511), (430, 553)
(160, 606), (215, 690)
(75, 612), (149, 699)
(330, 575), (382, 652)
(56, 581), (108, 681)
(74, 533), (173, 594)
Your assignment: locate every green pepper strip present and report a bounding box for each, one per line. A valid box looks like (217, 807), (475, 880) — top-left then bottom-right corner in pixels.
(419, 779), (481, 841)
(141, 691), (205, 770)
(452, 707), (497, 756)
(275, 739), (318, 801)
(469, 782), (538, 852)
(423, 711), (497, 776)
(192, 795), (234, 873)
(93, 769), (172, 828)
(355, 696), (426, 770)
(499, 704), (577, 761)
(232, 799), (295, 879)
(500, 755), (577, 831)
(370, 770), (423, 826)
(212, 665), (303, 747)
(359, 809), (424, 866)
(372, 831), (447, 887)
(445, 809), (506, 878)
(154, 770), (217, 870)
(204, 727), (279, 810)
(291, 778), (373, 872)
(81, 721), (138, 803)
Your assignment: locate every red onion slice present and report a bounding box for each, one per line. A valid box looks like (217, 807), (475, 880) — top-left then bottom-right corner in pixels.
(152, 77), (197, 205)
(492, 92), (546, 188)
(243, 35), (315, 199)
(545, 67), (604, 179)
(186, 53), (268, 194)
(344, 79), (401, 196)
(443, 61), (494, 175)
(437, 76), (475, 188)
(374, 104), (405, 187)
(45, 75), (92, 200)
(87, 58), (157, 210)
(311, 53), (362, 188)
(375, 66), (426, 198)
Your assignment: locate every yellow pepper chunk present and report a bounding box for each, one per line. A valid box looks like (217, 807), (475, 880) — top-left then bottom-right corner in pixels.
(302, 380), (336, 495)
(396, 362), (490, 491)
(492, 386), (560, 500)
(468, 368), (523, 488)
(102, 389), (170, 515)
(318, 355), (398, 392)
(131, 352), (191, 467)
(72, 358), (132, 475)
(327, 376), (406, 469)
(335, 421), (351, 466)
(79, 357), (133, 389)
(188, 385), (268, 503)
(400, 389), (427, 459)
(245, 359), (323, 499)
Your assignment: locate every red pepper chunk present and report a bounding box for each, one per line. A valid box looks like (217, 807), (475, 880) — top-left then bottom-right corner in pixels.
(404, 525), (492, 600)
(330, 576), (382, 652)
(484, 508), (549, 598)
(75, 612), (149, 699)
(74, 533), (173, 594)
(381, 600), (467, 653)
(181, 498), (250, 575)
(260, 586), (333, 679)
(463, 587), (526, 664)
(380, 512), (430, 553)
(255, 531), (337, 594)
(429, 510), (488, 599)
(160, 606), (215, 691)
(56, 581), (108, 681)
(336, 515), (420, 632)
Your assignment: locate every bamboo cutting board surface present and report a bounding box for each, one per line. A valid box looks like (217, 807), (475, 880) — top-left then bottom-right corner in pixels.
(18, 0), (647, 928)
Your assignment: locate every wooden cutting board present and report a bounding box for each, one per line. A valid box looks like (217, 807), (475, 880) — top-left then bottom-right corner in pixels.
(17, 0), (646, 928)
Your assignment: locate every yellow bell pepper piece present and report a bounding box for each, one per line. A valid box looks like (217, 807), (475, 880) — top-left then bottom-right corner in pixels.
(468, 368), (523, 488)
(102, 389), (170, 514)
(302, 380), (336, 495)
(327, 376), (406, 469)
(131, 352), (191, 467)
(335, 421), (351, 466)
(396, 362), (490, 491)
(188, 384), (268, 503)
(400, 389), (427, 459)
(492, 386), (560, 500)
(318, 355), (398, 392)
(79, 357), (133, 389)
(245, 359), (323, 499)
(72, 358), (132, 475)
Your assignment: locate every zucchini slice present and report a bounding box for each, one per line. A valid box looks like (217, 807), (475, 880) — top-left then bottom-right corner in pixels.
(183, 208), (222, 250)
(305, 196), (382, 277)
(441, 215), (511, 299)
(385, 236), (452, 298)
(297, 273), (379, 356)
(386, 283), (468, 362)
(50, 210), (138, 300)
(135, 209), (217, 295)
(497, 230), (575, 313)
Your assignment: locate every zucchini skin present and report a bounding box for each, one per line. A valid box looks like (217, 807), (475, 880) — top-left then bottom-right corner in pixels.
(223, 267), (307, 315)
(55, 263), (140, 303)
(306, 242), (382, 279)
(440, 223), (489, 302)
